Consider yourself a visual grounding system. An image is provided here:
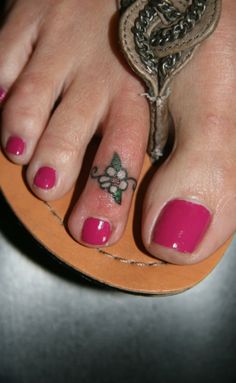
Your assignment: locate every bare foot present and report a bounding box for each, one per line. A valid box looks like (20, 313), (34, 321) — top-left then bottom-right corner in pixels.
(1, 0), (235, 264)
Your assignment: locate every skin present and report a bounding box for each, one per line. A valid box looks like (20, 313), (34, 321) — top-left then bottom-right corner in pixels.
(0, 0), (236, 264)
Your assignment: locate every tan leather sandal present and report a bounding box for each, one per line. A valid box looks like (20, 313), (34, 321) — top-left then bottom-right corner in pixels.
(0, 150), (231, 295)
(0, 0), (229, 295)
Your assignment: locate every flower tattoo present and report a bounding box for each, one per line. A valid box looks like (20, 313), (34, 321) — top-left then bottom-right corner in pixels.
(90, 153), (137, 205)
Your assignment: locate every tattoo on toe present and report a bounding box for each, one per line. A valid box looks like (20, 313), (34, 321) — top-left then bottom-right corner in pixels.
(90, 153), (137, 205)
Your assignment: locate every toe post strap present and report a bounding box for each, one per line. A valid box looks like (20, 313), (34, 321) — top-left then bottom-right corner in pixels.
(119, 0), (222, 161)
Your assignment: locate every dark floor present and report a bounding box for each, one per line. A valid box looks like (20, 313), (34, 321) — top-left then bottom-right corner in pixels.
(1, 192), (236, 383)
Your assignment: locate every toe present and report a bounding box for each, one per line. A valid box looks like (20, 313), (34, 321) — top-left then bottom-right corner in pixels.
(1, 28), (77, 164)
(68, 84), (149, 247)
(2, 68), (60, 164)
(142, 144), (235, 265)
(142, 4), (236, 264)
(0, 1), (41, 92)
(0, 1), (55, 163)
(2, 66), (64, 164)
(25, 79), (110, 200)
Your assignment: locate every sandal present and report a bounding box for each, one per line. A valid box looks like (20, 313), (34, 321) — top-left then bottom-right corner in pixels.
(0, 0), (229, 295)
(0, 150), (231, 295)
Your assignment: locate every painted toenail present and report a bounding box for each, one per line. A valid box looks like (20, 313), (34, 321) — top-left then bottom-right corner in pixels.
(0, 87), (6, 103)
(152, 199), (212, 254)
(34, 167), (56, 190)
(6, 136), (25, 156)
(82, 218), (111, 246)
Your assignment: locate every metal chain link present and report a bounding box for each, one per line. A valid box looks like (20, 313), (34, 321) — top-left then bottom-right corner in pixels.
(150, 0), (207, 46)
(131, 0), (208, 86)
(132, 0), (181, 74)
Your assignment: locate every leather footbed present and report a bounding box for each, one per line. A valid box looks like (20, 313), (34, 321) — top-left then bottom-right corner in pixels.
(0, 150), (231, 295)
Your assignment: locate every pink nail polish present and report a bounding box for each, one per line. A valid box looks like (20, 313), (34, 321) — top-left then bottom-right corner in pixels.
(0, 87), (6, 103)
(6, 136), (25, 156)
(82, 218), (111, 246)
(152, 199), (212, 253)
(34, 166), (56, 190)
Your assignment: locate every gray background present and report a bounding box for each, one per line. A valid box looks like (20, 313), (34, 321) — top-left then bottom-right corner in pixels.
(0, 192), (236, 383)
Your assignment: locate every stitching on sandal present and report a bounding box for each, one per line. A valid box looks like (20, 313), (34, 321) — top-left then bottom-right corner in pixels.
(98, 249), (166, 266)
(45, 201), (166, 268)
(45, 202), (64, 225)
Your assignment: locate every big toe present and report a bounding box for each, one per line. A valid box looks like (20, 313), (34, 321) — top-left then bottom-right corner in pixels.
(142, 141), (236, 265)
(142, 7), (236, 264)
